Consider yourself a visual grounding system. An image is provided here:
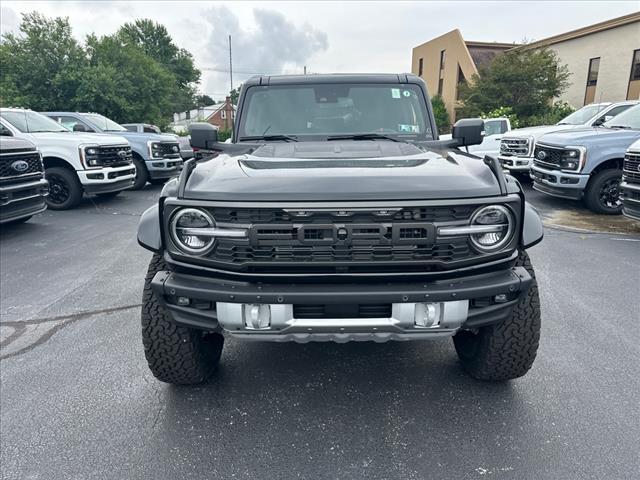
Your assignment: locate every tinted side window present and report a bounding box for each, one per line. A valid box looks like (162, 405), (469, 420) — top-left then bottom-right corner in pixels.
(56, 116), (93, 132)
(124, 125), (138, 132)
(0, 122), (13, 136)
(593, 105), (632, 125)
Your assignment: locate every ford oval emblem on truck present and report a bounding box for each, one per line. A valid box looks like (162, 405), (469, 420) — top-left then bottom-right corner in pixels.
(536, 151), (547, 160)
(117, 150), (128, 158)
(11, 160), (29, 173)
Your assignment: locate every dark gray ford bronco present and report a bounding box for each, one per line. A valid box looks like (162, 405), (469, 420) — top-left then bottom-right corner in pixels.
(137, 74), (544, 385)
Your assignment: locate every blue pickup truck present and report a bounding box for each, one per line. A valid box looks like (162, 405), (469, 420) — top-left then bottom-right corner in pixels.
(530, 104), (640, 214)
(43, 112), (183, 190)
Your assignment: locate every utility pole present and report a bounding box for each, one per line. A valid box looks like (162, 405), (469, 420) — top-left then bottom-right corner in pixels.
(228, 35), (233, 92)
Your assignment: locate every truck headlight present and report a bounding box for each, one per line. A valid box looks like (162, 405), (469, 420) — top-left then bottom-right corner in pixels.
(170, 208), (215, 254)
(468, 205), (515, 252)
(149, 141), (163, 158)
(79, 144), (101, 169)
(560, 146), (586, 171)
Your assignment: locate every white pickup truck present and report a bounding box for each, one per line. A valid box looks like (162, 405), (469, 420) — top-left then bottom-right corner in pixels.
(498, 101), (638, 174)
(0, 109), (136, 210)
(440, 117), (511, 157)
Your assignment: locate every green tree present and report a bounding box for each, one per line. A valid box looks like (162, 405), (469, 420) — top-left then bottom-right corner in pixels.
(195, 94), (215, 107)
(229, 84), (242, 105)
(0, 12), (86, 109)
(457, 46), (570, 125)
(431, 95), (451, 134)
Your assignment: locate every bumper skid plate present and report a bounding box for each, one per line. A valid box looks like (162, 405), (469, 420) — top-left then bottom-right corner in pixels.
(151, 266), (533, 343)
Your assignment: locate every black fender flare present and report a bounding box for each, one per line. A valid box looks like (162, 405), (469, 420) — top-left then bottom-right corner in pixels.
(521, 201), (544, 249)
(137, 179), (179, 252)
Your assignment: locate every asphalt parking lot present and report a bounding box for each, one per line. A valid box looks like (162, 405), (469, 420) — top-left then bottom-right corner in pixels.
(1, 183), (639, 480)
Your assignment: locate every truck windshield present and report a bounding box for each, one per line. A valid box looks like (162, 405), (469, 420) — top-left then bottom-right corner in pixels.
(237, 83), (433, 141)
(80, 113), (127, 132)
(557, 104), (606, 125)
(603, 104), (640, 130)
(0, 111), (69, 133)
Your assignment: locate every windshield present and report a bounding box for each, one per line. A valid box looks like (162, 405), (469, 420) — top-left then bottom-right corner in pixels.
(557, 104), (607, 125)
(0, 110), (69, 133)
(603, 104), (640, 130)
(238, 83), (433, 141)
(80, 113), (126, 132)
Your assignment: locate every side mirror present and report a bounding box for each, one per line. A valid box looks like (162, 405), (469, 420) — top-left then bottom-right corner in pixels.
(73, 123), (87, 132)
(189, 122), (218, 150)
(452, 118), (485, 147)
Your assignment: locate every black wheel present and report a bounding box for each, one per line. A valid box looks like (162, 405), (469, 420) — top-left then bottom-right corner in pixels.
(453, 250), (541, 381)
(95, 191), (121, 198)
(131, 156), (148, 190)
(141, 254), (224, 384)
(584, 169), (622, 214)
(45, 167), (83, 210)
(4, 216), (32, 225)
(149, 178), (166, 186)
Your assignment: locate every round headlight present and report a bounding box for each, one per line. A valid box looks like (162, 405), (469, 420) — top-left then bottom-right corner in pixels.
(170, 208), (215, 254)
(469, 205), (514, 252)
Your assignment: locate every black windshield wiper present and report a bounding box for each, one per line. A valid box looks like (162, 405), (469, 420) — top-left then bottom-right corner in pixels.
(326, 133), (400, 142)
(239, 135), (298, 142)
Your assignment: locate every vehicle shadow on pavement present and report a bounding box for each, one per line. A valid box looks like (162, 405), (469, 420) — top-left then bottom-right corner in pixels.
(152, 339), (526, 477)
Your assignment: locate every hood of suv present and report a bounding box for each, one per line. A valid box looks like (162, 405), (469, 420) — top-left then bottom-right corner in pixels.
(538, 127), (640, 147)
(28, 131), (129, 146)
(184, 141), (502, 201)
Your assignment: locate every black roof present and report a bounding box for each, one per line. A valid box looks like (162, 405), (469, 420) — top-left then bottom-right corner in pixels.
(244, 73), (422, 86)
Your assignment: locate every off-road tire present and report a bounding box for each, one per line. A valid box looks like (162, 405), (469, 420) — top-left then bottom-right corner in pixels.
(453, 250), (541, 381)
(45, 167), (83, 210)
(584, 168), (623, 215)
(141, 254), (224, 384)
(131, 156), (148, 190)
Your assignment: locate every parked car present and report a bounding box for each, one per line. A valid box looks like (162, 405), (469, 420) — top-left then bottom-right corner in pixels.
(440, 117), (511, 157)
(0, 109), (135, 210)
(499, 101), (638, 174)
(43, 112), (182, 190)
(531, 104), (640, 214)
(621, 139), (640, 221)
(137, 73), (544, 385)
(0, 134), (49, 224)
(121, 123), (161, 134)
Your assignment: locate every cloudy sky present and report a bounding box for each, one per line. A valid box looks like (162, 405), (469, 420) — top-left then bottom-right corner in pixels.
(1, 1), (637, 102)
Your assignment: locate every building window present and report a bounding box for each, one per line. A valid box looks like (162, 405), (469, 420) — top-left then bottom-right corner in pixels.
(631, 49), (640, 81)
(438, 78), (444, 96)
(586, 57), (600, 86)
(439, 50), (446, 73)
(418, 58), (423, 77)
(456, 65), (466, 100)
(221, 110), (227, 119)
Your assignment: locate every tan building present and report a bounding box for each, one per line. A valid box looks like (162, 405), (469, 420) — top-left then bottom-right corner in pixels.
(411, 30), (515, 121)
(411, 12), (640, 120)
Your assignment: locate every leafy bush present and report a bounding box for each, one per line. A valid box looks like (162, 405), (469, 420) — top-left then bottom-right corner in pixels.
(522, 101), (575, 127)
(480, 106), (520, 129)
(431, 95), (451, 134)
(217, 129), (232, 142)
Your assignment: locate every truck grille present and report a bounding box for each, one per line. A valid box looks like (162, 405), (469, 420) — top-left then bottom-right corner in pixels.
(533, 144), (564, 169)
(623, 152), (640, 184)
(173, 205), (488, 274)
(0, 151), (43, 180)
(500, 137), (531, 157)
(160, 142), (180, 158)
(97, 145), (132, 167)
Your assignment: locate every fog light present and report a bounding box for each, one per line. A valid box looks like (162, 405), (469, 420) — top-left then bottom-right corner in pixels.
(177, 296), (191, 306)
(414, 303), (439, 328)
(494, 294), (508, 303)
(243, 304), (271, 330)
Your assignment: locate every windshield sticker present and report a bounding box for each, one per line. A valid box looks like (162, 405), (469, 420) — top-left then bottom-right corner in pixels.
(398, 124), (419, 133)
(391, 88), (401, 99)
(402, 90), (411, 97)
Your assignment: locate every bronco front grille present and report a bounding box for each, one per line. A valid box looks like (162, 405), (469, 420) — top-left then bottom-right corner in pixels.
(165, 204), (511, 274)
(500, 137), (531, 157)
(0, 151), (43, 180)
(623, 152), (640, 184)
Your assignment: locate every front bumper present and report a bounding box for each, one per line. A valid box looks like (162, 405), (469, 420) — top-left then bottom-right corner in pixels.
(151, 266), (533, 343)
(498, 155), (532, 172)
(0, 178), (49, 224)
(77, 164), (136, 187)
(146, 157), (184, 179)
(621, 181), (640, 221)
(530, 164), (589, 200)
